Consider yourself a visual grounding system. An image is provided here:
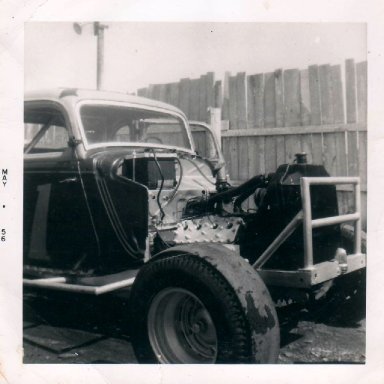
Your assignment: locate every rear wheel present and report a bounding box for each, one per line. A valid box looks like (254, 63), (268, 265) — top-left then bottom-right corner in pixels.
(129, 245), (279, 364)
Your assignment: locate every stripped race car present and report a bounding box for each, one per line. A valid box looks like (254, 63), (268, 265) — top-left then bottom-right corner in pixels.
(23, 89), (366, 363)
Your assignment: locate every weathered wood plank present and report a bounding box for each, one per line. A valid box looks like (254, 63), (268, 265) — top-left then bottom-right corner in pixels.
(274, 69), (284, 127)
(347, 130), (359, 176)
(222, 137), (231, 177)
(221, 123), (366, 137)
(236, 72), (247, 130)
(214, 80), (222, 108)
(198, 75), (207, 121)
(300, 69), (311, 126)
(159, 84), (167, 102)
(356, 61), (367, 124)
(179, 78), (191, 118)
(330, 65), (345, 124)
(147, 84), (155, 99)
(265, 136), (277, 172)
(247, 74), (264, 128)
(247, 136), (258, 177)
(228, 75), (238, 129)
(358, 131), (367, 188)
(170, 82), (179, 107)
(311, 133), (324, 165)
(308, 65), (322, 125)
(238, 136), (249, 180)
(264, 72), (276, 128)
(284, 134), (302, 164)
(276, 135), (285, 166)
(335, 132), (348, 176)
(247, 75), (256, 129)
(190, 78), (200, 121)
(319, 64), (334, 124)
(222, 71), (230, 121)
(206, 72), (215, 111)
(323, 132), (337, 176)
(284, 69), (301, 127)
(346, 59), (357, 123)
(165, 83), (172, 104)
(301, 134), (313, 164)
(228, 136), (239, 179)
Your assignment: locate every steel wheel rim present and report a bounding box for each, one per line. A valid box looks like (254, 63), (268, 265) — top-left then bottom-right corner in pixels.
(147, 287), (218, 363)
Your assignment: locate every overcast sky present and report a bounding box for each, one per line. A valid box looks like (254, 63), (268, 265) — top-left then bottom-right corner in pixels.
(25, 22), (366, 94)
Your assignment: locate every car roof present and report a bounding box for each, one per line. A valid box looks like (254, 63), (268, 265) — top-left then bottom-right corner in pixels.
(25, 88), (185, 115)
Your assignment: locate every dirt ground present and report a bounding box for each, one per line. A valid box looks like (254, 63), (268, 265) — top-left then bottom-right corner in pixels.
(23, 290), (365, 364)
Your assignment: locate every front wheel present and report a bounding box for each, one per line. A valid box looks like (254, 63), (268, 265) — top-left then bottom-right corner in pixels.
(129, 245), (280, 364)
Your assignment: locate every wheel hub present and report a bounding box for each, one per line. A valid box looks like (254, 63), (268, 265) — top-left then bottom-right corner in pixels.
(147, 287), (218, 363)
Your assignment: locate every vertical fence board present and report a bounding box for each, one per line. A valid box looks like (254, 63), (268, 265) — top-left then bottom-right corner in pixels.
(214, 80), (222, 108)
(301, 134), (313, 164)
(284, 135), (302, 163)
(264, 72), (276, 128)
(198, 75), (207, 121)
(300, 69), (311, 126)
(247, 136), (258, 177)
(284, 69), (301, 127)
(189, 78), (200, 121)
(236, 73), (247, 130)
(247, 75), (256, 128)
(206, 72), (215, 110)
(228, 136), (239, 179)
(356, 61), (367, 124)
(238, 137), (249, 180)
(323, 132), (337, 176)
(170, 83), (179, 107)
(228, 76), (238, 129)
(311, 133), (324, 165)
(347, 130), (359, 177)
(222, 137), (231, 177)
(319, 64), (334, 124)
(276, 135), (286, 166)
(335, 132), (348, 176)
(222, 72), (231, 121)
(346, 59), (357, 123)
(359, 131), (367, 188)
(247, 74), (264, 128)
(265, 136), (277, 172)
(331, 65), (345, 124)
(308, 65), (322, 125)
(147, 84), (155, 99)
(179, 78), (191, 118)
(275, 69), (284, 127)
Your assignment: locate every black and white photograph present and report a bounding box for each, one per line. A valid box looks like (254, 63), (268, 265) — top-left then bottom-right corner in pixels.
(22, 21), (366, 364)
(1, 1), (384, 383)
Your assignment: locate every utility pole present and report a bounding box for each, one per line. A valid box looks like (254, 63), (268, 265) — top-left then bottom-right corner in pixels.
(73, 22), (109, 90)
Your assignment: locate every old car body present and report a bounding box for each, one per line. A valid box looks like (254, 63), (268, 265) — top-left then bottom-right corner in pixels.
(23, 88), (366, 364)
(24, 89), (221, 278)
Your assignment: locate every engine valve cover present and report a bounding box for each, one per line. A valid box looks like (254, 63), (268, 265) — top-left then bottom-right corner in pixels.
(171, 216), (244, 244)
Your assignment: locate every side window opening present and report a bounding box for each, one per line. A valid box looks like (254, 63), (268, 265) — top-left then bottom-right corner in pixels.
(24, 107), (69, 154)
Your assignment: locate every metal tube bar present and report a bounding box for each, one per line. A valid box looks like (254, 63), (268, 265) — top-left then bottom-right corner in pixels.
(354, 181), (362, 254)
(301, 178), (314, 268)
(33, 277), (67, 283)
(253, 211), (303, 269)
(23, 277), (135, 295)
(302, 177), (360, 185)
(312, 213), (360, 228)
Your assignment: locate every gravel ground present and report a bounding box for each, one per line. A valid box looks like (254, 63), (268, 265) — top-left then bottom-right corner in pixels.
(23, 291), (365, 364)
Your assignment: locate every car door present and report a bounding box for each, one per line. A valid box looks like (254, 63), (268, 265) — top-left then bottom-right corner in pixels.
(24, 102), (98, 275)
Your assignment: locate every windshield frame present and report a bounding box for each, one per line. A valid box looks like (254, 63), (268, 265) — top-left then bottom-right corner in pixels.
(75, 99), (195, 154)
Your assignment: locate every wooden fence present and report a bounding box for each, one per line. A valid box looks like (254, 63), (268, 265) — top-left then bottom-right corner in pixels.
(137, 59), (367, 228)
